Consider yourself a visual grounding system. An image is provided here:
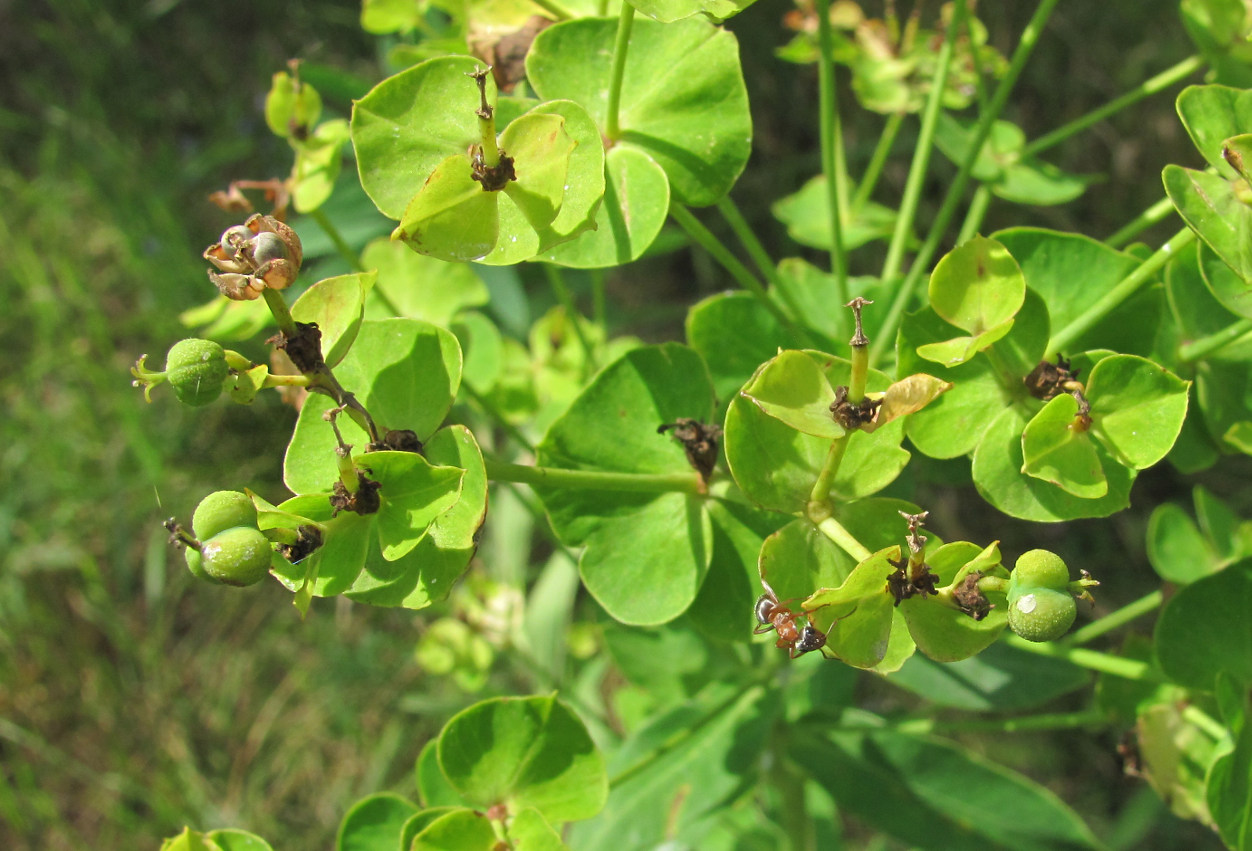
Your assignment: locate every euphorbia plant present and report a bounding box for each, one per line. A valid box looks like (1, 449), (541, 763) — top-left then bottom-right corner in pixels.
(139, 1), (1252, 848)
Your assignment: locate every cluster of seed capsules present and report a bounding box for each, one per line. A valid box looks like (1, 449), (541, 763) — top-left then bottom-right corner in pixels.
(753, 579), (836, 659)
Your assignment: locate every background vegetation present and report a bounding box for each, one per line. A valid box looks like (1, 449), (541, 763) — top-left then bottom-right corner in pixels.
(0, 0), (1240, 847)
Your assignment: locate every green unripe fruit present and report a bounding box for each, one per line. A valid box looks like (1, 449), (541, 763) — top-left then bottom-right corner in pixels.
(165, 338), (228, 407)
(192, 490), (258, 540)
(200, 526), (272, 587)
(1007, 587), (1077, 642)
(1009, 549), (1070, 596)
(183, 546), (222, 584)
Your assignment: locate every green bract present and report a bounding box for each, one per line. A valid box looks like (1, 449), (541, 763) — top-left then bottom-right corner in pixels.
(200, 526), (273, 587)
(192, 490), (259, 541)
(165, 338), (228, 407)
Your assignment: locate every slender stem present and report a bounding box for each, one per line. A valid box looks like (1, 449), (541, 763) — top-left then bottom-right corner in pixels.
(812, 514), (873, 563)
(1064, 590), (1163, 647)
(1179, 317), (1252, 364)
(1183, 705), (1233, 743)
(874, 0), (1062, 368)
(260, 373), (312, 388)
(818, 708), (1107, 737)
(527, 0), (577, 20)
(1106, 196), (1175, 249)
(542, 264), (597, 372)
(1023, 55), (1203, 158)
(956, 185), (993, 244)
(1003, 633), (1165, 681)
(590, 269), (606, 331)
(262, 288), (298, 338)
(1048, 227), (1197, 357)
(852, 112), (905, 212)
(813, 0), (848, 304)
(484, 459), (703, 494)
(717, 196), (780, 287)
(460, 381), (536, 454)
(880, 0), (964, 286)
(310, 208), (364, 273)
(604, 2), (635, 141)
(670, 205), (812, 344)
(808, 438), (848, 509)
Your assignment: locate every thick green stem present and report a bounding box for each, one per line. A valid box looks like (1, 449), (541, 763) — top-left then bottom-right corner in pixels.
(1003, 633), (1164, 681)
(1106, 196), (1175, 248)
(852, 112), (905, 212)
(813, 0), (848, 307)
(670, 205), (812, 344)
(1179, 317), (1252, 364)
(1064, 590), (1163, 647)
(485, 459), (703, 494)
(604, 2), (635, 141)
(1048, 227), (1196, 357)
(880, 0), (965, 286)
(874, 0), (1062, 368)
(812, 514), (873, 563)
(542, 264), (597, 373)
(1023, 55), (1203, 158)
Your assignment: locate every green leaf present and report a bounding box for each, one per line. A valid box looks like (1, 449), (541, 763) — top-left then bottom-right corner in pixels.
(1164, 163), (1252, 283)
(1147, 502), (1222, 585)
(353, 55), (490, 220)
(1176, 84), (1252, 174)
(740, 349), (844, 439)
(1085, 354), (1190, 469)
(360, 0), (424, 33)
(771, 174), (901, 251)
(290, 271), (372, 367)
(934, 114), (1088, 205)
(928, 236), (1026, 336)
(203, 829), (274, 851)
(395, 152), (500, 262)
(627, 0), (756, 23)
(336, 793), (419, 851)
(758, 517), (856, 609)
(525, 99), (608, 256)
(891, 640), (1090, 711)
(416, 740), (470, 809)
(265, 71), (321, 138)
(687, 500), (788, 643)
(792, 723), (1103, 851)
(438, 695), (608, 822)
(801, 547), (903, 669)
(498, 113), (574, 231)
(358, 451), (463, 561)
(361, 238), (488, 325)
(1155, 559), (1252, 691)
(1198, 239), (1252, 319)
(452, 311), (504, 393)
(972, 405), (1134, 522)
(1020, 393), (1108, 498)
(292, 119), (350, 213)
(899, 542), (1008, 662)
(509, 808), (569, 851)
(1207, 678), (1252, 850)
(410, 809), (496, 851)
(527, 16), (751, 206)
(285, 319), (462, 496)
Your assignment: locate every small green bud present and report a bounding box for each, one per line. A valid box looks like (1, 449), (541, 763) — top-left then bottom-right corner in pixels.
(200, 526), (272, 587)
(1009, 549), (1070, 595)
(165, 338), (228, 407)
(192, 490), (259, 541)
(1007, 587), (1077, 642)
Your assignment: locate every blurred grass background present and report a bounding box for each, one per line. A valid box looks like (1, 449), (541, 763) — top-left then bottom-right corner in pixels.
(0, 0), (1232, 848)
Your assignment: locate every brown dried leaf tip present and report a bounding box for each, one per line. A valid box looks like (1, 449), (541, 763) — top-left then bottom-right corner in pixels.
(658, 418), (723, 483)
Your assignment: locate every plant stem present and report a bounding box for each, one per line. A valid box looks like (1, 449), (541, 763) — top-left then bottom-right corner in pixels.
(1179, 317), (1252, 364)
(1064, 590), (1163, 646)
(852, 112), (905, 212)
(874, 0), (1062, 369)
(590, 268), (606, 331)
(527, 0), (577, 20)
(716, 196), (779, 287)
(605, 2), (635, 141)
(956, 185), (993, 244)
(460, 380), (536, 454)
(880, 0), (964, 287)
(821, 708), (1107, 737)
(484, 459), (704, 494)
(310, 208), (364, 273)
(670, 204), (812, 344)
(262, 288), (298, 339)
(1106, 196), (1176, 248)
(542, 264), (597, 373)
(812, 514), (873, 563)
(813, 0), (848, 307)
(1003, 633), (1165, 681)
(1048, 226), (1197, 357)
(1183, 705), (1232, 743)
(1023, 54), (1203, 158)
(808, 438), (848, 509)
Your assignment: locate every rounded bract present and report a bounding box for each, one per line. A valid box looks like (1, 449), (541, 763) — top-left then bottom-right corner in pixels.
(165, 338), (228, 407)
(192, 490), (258, 541)
(200, 526), (273, 587)
(1007, 587), (1077, 642)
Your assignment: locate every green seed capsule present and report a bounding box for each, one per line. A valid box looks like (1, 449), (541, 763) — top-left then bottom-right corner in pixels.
(192, 490), (258, 541)
(200, 526), (272, 587)
(184, 546), (222, 584)
(1009, 549), (1070, 596)
(165, 338), (228, 407)
(1007, 587), (1077, 642)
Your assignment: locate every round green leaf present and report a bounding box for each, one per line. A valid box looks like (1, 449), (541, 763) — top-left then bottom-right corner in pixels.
(1020, 393), (1108, 498)
(285, 318), (462, 496)
(934, 115), (1088, 206)
(437, 695), (608, 822)
(758, 518), (854, 613)
(740, 349), (844, 439)
(686, 500), (787, 643)
(452, 311), (504, 393)
(1147, 501), (1221, 584)
(540, 144), (669, 267)
(290, 271), (373, 367)
(1085, 354), (1190, 469)
(803, 547), (901, 669)
(266, 71), (321, 138)
(627, 0), (755, 22)
(361, 237), (489, 325)
(292, 119), (350, 213)
(410, 809), (496, 851)
(204, 829), (274, 851)
(898, 542), (1008, 663)
(1176, 84), (1252, 174)
(527, 16), (751, 206)
(508, 808), (569, 851)
(771, 174), (900, 251)
(395, 152), (501, 262)
(1164, 163), (1252, 284)
(525, 99), (607, 254)
(498, 112), (574, 231)
(268, 494), (371, 598)
(1155, 560), (1252, 691)
(928, 236), (1026, 335)
(416, 740), (470, 809)
(336, 792), (419, 851)
(1198, 239), (1252, 319)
